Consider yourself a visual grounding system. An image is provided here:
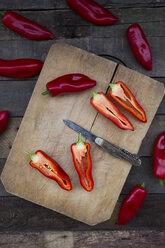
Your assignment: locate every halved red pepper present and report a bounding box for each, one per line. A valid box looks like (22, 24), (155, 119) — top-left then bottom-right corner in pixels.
(66, 0), (118, 25)
(0, 58), (43, 78)
(26, 150), (72, 191)
(153, 132), (165, 186)
(90, 92), (134, 131)
(71, 133), (94, 192)
(0, 110), (8, 135)
(109, 82), (147, 123)
(42, 73), (96, 97)
(118, 183), (147, 226)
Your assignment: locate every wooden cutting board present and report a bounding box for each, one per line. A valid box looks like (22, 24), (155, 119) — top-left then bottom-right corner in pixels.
(1, 43), (164, 225)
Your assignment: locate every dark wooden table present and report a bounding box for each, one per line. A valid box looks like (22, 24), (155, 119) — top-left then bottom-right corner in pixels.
(0, 1), (165, 247)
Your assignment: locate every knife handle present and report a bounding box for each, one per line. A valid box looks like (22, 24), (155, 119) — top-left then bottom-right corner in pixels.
(101, 139), (141, 166)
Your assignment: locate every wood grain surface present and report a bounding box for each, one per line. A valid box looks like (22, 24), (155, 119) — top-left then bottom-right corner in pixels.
(1, 43), (164, 225)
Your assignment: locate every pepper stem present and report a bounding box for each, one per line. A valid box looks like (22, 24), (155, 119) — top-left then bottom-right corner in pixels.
(76, 133), (84, 146)
(1, 11), (6, 17)
(109, 83), (115, 90)
(159, 178), (164, 186)
(92, 91), (99, 98)
(140, 182), (145, 189)
(25, 151), (37, 162)
(42, 90), (51, 96)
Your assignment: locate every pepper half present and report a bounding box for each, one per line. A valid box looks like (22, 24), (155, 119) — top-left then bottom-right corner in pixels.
(25, 150), (72, 191)
(90, 92), (134, 131)
(0, 111), (8, 135)
(42, 73), (96, 97)
(66, 0), (118, 25)
(0, 58), (43, 78)
(153, 132), (165, 186)
(118, 183), (147, 226)
(71, 133), (94, 192)
(109, 82), (147, 123)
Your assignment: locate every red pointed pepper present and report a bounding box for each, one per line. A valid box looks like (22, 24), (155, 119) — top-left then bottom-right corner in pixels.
(127, 24), (152, 70)
(71, 133), (94, 192)
(2, 11), (54, 40)
(42, 73), (96, 97)
(66, 0), (118, 25)
(90, 92), (134, 131)
(109, 82), (147, 123)
(153, 132), (165, 186)
(118, 183), (147, 226)
(0, 111), (8, 135)
(0, 58), (43, 78)
(25, 150), (72, 191)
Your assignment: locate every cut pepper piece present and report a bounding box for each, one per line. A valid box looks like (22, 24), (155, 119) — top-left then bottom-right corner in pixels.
(109, 82), (147, 123)
(71, 133), (94, 192)
(91, 92), (134, 131)
(25, 150), (72, 191)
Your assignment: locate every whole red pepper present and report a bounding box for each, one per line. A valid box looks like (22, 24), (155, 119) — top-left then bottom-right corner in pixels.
(2, 11), (54, 40)
(127, 24), (152, 70)
(90, 92), (134, 131)
(0, 111), (8, 135)
(66, 0), (118, 25)
(109, 82), (147, 123)
(118, 183), (147, 226)
(42, 73), (96, 97)
(71, 133), (94, 192)
(153, 132), (165, 186)
(25, 150), (72, 191)
(0, 58), (43, 78)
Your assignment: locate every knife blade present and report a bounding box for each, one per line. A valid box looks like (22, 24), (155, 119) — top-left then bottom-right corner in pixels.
(63, 120), (141, 166)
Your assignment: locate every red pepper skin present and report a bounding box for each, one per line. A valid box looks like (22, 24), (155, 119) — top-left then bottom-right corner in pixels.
(66, 0), (118, 25)
(109, 82), (147, 123)
(2, 11), (54, 40)
(0, 58), (43, 78)
(71, 134), (94, 192)
(90, 92), (134, 131)
(153, 132), (165, 186)
(127, 24), (152, 70)
(26, 150), (72, 191)
(118, 184), (147, 226)
(0, 111), (8, 135)
(42, 73), (96, 97)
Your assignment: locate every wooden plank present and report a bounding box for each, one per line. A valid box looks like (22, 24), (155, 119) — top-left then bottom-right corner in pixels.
(1, 0), (165, 10)
(0, 194), (165, 231)
(0, 78), (164, 116)
(0, 8), (164, 40)
(1, 43), (118, 226)
(0, 38), (164, 77)
(1, 156), (165, 196)
(0, 230), (165, 248)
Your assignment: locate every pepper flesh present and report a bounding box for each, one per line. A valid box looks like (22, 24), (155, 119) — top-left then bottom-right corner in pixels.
(90, 92), (134, 131)
(153, 132), (165, 186)
(71, 133), (94, 192)
(2, 11), (54, 40)
(42, 73), (96, 97)
(0, 58), (43, 78)
(118, 183), (147, 226)
(66, 0), (118, 25)
(127, 24), (152, 70)
(109, 82), (147, 123)
(26, 150), (72, 191)
(0, 111), (8, 135)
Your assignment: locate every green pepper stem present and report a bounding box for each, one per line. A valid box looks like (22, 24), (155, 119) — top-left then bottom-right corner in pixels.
(1, 11), (6, 17)
(92, 91), (99, 98)
(42, 90), (51, 96)
(109, 83), (115, 90)
(76, 133), (84, 146)
(140, 182), (145, 189)
(25, 151), (37, 161)
(159, 178), (164, 186)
